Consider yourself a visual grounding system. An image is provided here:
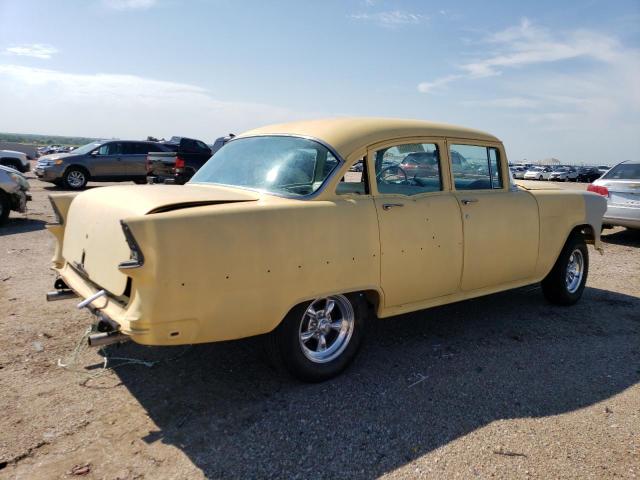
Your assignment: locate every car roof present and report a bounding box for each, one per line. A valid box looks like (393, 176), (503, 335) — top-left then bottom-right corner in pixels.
(238, 117), (500, 159)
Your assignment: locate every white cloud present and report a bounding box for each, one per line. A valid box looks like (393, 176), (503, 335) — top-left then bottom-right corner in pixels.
(417, 74), (463, 94)
(460, 97), (539, 109)
(0, 64), (302, 139)
(350, 10), (428, 28)
(102, 0), (157, 10)
(418, 18), (628, 92)
(4, 44), (58, 59)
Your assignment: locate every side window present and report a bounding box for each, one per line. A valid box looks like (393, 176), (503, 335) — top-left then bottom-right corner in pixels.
(337, 157), (368, 195)
(488, 147), (502, 189)
(196, 140), (210, 152)
(97, 142), (120, 155)
(96, 143), (109, 155)
(374, 143), (441, 196)
(120, 142), (138, 155)
(450, 144), (503, 190)
(133, 143), (152, 154)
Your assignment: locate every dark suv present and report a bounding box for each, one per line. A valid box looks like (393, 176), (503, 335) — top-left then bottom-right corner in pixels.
(35, 140), (174, 189)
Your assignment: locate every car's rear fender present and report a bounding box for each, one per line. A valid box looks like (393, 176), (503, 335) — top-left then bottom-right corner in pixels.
(532, 190), (606, 279)
(117, 198), (382, 344)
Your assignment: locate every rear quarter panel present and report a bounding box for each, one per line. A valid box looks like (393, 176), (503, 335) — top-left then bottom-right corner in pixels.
(532, 190), (606, 278)
(124, 197), (381, 344)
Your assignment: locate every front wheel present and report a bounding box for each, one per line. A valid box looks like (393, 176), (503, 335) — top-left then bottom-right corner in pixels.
(270, 293), (367, 382)
(542, 233), (589, 305)
(63, 168), (88, 190)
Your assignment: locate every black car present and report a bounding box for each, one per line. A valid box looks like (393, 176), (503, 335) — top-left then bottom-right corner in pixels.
(576, 167), (602, 183)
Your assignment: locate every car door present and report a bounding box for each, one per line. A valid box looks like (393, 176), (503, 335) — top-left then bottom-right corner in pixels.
(90, 142), (125, 178)
(370, 138), (463, 307)
(448, 140), (539, 292)
(121, 142), (152, 178)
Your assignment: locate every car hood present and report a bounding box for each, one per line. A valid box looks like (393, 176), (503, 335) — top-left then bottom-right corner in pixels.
(0, 149), (27, 158)
(60, 184), (260, 296)
(39, 152), (75, 162)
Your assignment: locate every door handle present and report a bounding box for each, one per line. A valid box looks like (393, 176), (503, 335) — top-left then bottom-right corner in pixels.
(382, 203), (404, 210)
(461, 199), (478, 205)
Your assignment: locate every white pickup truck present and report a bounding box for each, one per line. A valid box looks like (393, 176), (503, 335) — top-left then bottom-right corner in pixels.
(0, 150), (31, 173)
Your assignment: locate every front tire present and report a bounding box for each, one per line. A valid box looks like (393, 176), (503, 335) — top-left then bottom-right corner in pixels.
(542, 232), (589, 305)
(271, 293), (367, 382)
(63, 167), (88, 190)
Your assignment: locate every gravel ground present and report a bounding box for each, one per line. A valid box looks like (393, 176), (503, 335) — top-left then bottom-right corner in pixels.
(0, 169), (638, 479)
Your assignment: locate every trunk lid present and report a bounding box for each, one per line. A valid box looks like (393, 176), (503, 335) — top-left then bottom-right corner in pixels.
(596, 179), (640, 207)
(61, 184), (259, 296)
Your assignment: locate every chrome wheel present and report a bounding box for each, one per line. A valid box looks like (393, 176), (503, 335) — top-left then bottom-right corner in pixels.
(298, 295), (355, 363)
(66, 170), (86, 188)
(565, 249), (584, 293)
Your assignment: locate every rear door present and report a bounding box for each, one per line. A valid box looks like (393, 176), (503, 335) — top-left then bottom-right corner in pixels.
(370, 138), (463, 307)
(448, 140), (539, 291)
(121, 142), (155, 178)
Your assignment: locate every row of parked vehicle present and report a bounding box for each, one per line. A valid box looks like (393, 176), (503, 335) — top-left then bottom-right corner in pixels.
(33, 134), (234, 189)
(509, 164), (610, 182)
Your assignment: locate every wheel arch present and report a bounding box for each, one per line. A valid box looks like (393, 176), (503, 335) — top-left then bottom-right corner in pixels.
(272, 287), (383, 333)
(63, 164), (91, 178)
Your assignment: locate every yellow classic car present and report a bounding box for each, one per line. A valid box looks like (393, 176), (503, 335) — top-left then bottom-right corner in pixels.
(47, 118), (607, 381)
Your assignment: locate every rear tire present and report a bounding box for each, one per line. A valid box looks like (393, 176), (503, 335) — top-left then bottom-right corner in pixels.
(63, 167), (88, 190)
(542, 232), (589, 305)
(269, 293), (367, 382)
(0, 191), (10, 226)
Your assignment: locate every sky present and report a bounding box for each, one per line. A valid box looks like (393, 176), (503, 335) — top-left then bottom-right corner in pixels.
(0, 0), (639, 164)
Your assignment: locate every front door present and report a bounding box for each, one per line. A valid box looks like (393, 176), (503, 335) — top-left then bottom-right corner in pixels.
(448, 141), (539, 291)
(91, 142), (126, 178)
(371, 139), (463, 308)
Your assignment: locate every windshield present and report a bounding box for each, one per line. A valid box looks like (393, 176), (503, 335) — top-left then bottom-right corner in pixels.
(603, 163), (640, 180)
(71, 142), (103, 155)
(190, 136), (340, 197)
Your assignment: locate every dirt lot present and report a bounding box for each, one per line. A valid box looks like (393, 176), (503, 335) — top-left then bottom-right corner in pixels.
(1, 170), (638, 479)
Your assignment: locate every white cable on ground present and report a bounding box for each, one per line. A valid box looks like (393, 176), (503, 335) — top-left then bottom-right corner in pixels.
(57, 327), (192, 382)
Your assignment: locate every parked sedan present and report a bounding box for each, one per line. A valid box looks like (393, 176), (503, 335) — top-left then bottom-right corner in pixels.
(0, 165), (31, 225)
(588, 160), (640, 229)
(524, 166), (553, 180)
(576, 167), (602, 183)
(548, 166), (578, 182)
(47, 117), (607, 382)
(510, 166), (527, 179)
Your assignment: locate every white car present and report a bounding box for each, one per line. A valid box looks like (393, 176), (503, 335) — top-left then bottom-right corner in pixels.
(548, 167), (578, 182)
(0, 150), (30, 173)
(510, 166), (527, 179)
(523, 166), (552, 180)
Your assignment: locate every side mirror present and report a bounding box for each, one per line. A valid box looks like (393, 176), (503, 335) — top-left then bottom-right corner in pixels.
(91, 151), (99, 156)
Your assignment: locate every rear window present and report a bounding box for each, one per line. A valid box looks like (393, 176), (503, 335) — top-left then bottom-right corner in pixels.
(603, 163), (640, 180)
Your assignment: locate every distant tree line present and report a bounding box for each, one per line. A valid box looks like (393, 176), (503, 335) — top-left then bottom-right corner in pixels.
(0, 132), (99, 147)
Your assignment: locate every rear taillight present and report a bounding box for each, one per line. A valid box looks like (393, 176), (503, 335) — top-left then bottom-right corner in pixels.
(118, 221), (144, 269)
(174, 156), (185, 172)
(587, 184), (609, 197)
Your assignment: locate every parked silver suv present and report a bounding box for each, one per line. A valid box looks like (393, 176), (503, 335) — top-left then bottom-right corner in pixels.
(35, 140), (174, 189)
(0, 165), (31, 225)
